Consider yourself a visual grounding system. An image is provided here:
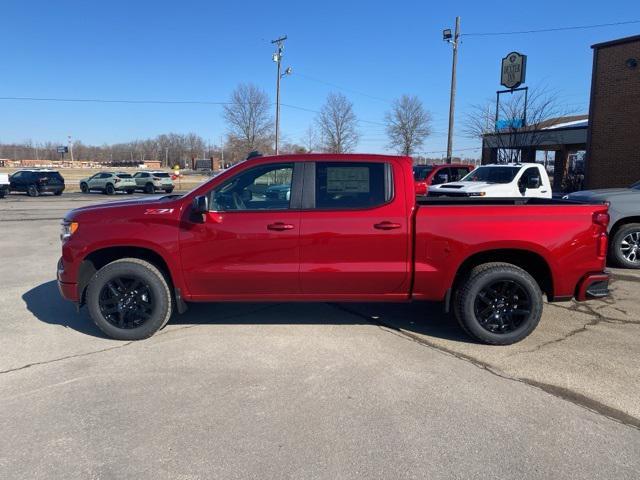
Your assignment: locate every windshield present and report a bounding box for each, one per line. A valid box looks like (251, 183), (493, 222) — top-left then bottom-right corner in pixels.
(413, 166), (434, 181)
(461, 166), (521, 184)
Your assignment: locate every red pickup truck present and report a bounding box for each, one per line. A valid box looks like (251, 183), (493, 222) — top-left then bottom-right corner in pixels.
(58, 154), (610, 345)
(413, 163), (474, 195)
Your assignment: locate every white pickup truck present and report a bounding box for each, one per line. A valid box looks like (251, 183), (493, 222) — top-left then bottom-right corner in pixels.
(429, 163), (552, 199)
(0, 173), (9, 199)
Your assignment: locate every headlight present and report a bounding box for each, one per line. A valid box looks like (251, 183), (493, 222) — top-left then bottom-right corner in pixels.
(60, 221), (79, 241)
(467, 192), (486, 197)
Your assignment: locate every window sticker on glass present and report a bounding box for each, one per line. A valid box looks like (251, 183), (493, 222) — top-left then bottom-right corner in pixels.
(326, 167), (370, 193)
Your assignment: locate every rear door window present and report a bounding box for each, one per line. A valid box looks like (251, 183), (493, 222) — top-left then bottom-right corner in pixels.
(314, 162), (390, 209)
(116, 174), (132, 178)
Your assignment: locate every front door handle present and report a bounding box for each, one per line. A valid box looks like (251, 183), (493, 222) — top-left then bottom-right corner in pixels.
(374, 221), (401, 230)
(267, 222), (295, 231)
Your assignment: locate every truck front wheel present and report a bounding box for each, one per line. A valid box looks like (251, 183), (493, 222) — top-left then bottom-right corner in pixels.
(453, 262), (543, 345)
(86, 258), (173, 340)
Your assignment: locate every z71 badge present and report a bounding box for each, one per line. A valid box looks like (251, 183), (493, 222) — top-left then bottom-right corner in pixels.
(144, 208), (175, 215)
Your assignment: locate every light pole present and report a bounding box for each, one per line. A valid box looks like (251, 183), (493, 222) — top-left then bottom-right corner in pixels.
(272, 35), (292, 155)
(444, 16), (460, 164)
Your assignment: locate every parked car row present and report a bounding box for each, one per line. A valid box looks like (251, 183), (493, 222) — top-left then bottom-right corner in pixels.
(79, 171), (174, 195)
(0, 169), (174, 197)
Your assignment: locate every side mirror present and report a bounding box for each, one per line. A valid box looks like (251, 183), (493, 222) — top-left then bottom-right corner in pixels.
(192, 195), (209, 214)
(527, 176), (541, 189)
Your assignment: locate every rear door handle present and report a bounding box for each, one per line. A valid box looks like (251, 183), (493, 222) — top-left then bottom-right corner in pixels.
(267, 222), (295, 231)
(374, 221), (401, 230)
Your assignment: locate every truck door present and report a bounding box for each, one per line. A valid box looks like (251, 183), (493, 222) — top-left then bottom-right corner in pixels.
(179, 161), (303, 298)
(298, 160), (410, 297)
(518, 166), (548, 198)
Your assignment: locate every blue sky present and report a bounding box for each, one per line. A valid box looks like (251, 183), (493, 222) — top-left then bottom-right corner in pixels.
(0, 0), (637, 157)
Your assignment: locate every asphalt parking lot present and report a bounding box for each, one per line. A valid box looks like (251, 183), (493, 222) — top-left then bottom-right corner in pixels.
(1, 192), (639, 479)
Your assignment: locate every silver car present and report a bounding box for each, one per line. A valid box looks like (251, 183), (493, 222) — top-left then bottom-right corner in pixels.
(80, 172), (137, 195)
(133, 171), (175, 194)
(566, 180), (640, 268)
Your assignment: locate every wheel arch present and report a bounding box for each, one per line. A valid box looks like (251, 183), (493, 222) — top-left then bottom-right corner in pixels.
(452, 249), (554, 300)
(610, 216), (640, 238)
(78, 246), (174, 306)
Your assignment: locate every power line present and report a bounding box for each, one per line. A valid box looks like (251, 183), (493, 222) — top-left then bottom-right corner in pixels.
(0, 96), (235, 105)
(0, 95), (390, 128)
(463, 19), (640, 37)
(295, 72), (391, 103)
(279, 102), (388, 127)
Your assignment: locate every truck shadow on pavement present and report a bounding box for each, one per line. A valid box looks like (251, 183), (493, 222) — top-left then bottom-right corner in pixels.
(23, 280), (470, 343)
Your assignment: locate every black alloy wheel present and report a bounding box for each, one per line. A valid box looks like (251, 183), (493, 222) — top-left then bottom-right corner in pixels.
(473, 280), (531, 334)
(98, 276), (154, 329)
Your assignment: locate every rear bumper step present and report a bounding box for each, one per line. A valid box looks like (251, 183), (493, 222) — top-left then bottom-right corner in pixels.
(576, 272), (610, 301)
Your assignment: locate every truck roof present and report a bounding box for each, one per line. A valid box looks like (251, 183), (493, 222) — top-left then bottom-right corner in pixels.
(242, 153), (412, 164)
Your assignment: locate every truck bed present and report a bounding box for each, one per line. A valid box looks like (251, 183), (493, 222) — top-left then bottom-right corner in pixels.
(417, 197), (601, 206)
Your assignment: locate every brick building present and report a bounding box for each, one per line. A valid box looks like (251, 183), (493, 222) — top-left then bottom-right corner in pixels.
(586, 35), (640, 188)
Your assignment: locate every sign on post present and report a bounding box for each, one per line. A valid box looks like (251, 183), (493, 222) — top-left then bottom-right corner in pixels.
(57, 146), (68, 154)
(500, 52), (527, 89)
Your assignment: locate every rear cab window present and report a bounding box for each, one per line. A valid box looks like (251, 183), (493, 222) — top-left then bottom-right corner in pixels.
(313, 162), (392, 209)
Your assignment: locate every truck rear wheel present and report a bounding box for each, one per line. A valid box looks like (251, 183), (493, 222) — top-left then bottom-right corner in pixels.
(86, 258), (173, 340)
(610, 223), (640, 269)
(453, 262), (543, 345)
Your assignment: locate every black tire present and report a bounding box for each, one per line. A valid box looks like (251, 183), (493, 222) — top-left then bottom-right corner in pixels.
(126, 189), (135, 194)
(610, 223), (640, 269)
(27, 184), (39, 197)
(105, 183), (115, 195)
(164, 188), (174, 194)
(453, 262), (543, 345)
(86, 258), (173, 340)
(144, 183), (155, 194)
(0, 188), (6, 199)
(54, 190), (63, 196)
(80, 183), (89, 193)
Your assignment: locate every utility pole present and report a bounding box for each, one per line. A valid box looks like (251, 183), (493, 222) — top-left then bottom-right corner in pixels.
(68, 135), (74, 162)
(271, 35), (292, 155)
(444, 16), (460, 164)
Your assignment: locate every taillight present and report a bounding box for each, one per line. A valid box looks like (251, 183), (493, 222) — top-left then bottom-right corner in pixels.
(597, 233), (608, 258)
(593, 212), (610, 228)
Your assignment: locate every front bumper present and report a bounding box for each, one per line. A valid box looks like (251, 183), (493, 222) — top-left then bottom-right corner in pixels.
(576, 271), (610, 301)
(57, 257), (79, 302)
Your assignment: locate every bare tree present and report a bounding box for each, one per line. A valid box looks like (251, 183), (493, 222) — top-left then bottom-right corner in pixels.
(315, 92), (360, 153)
(222, 83), (273, 156)
(384, 95), (432, 156)
(301, 125), (319, 153)
(463, 87), (573, 163)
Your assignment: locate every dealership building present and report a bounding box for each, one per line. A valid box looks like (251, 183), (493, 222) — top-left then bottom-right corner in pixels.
(482, 34), (640, 190)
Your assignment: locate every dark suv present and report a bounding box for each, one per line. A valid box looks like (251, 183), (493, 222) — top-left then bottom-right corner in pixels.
(9, 169), (66, 197)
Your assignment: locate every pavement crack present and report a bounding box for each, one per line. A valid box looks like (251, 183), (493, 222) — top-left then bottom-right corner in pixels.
(0, 342), (136, 375)
(0, 304), (281, 375)
(329, 303), (640, 431)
